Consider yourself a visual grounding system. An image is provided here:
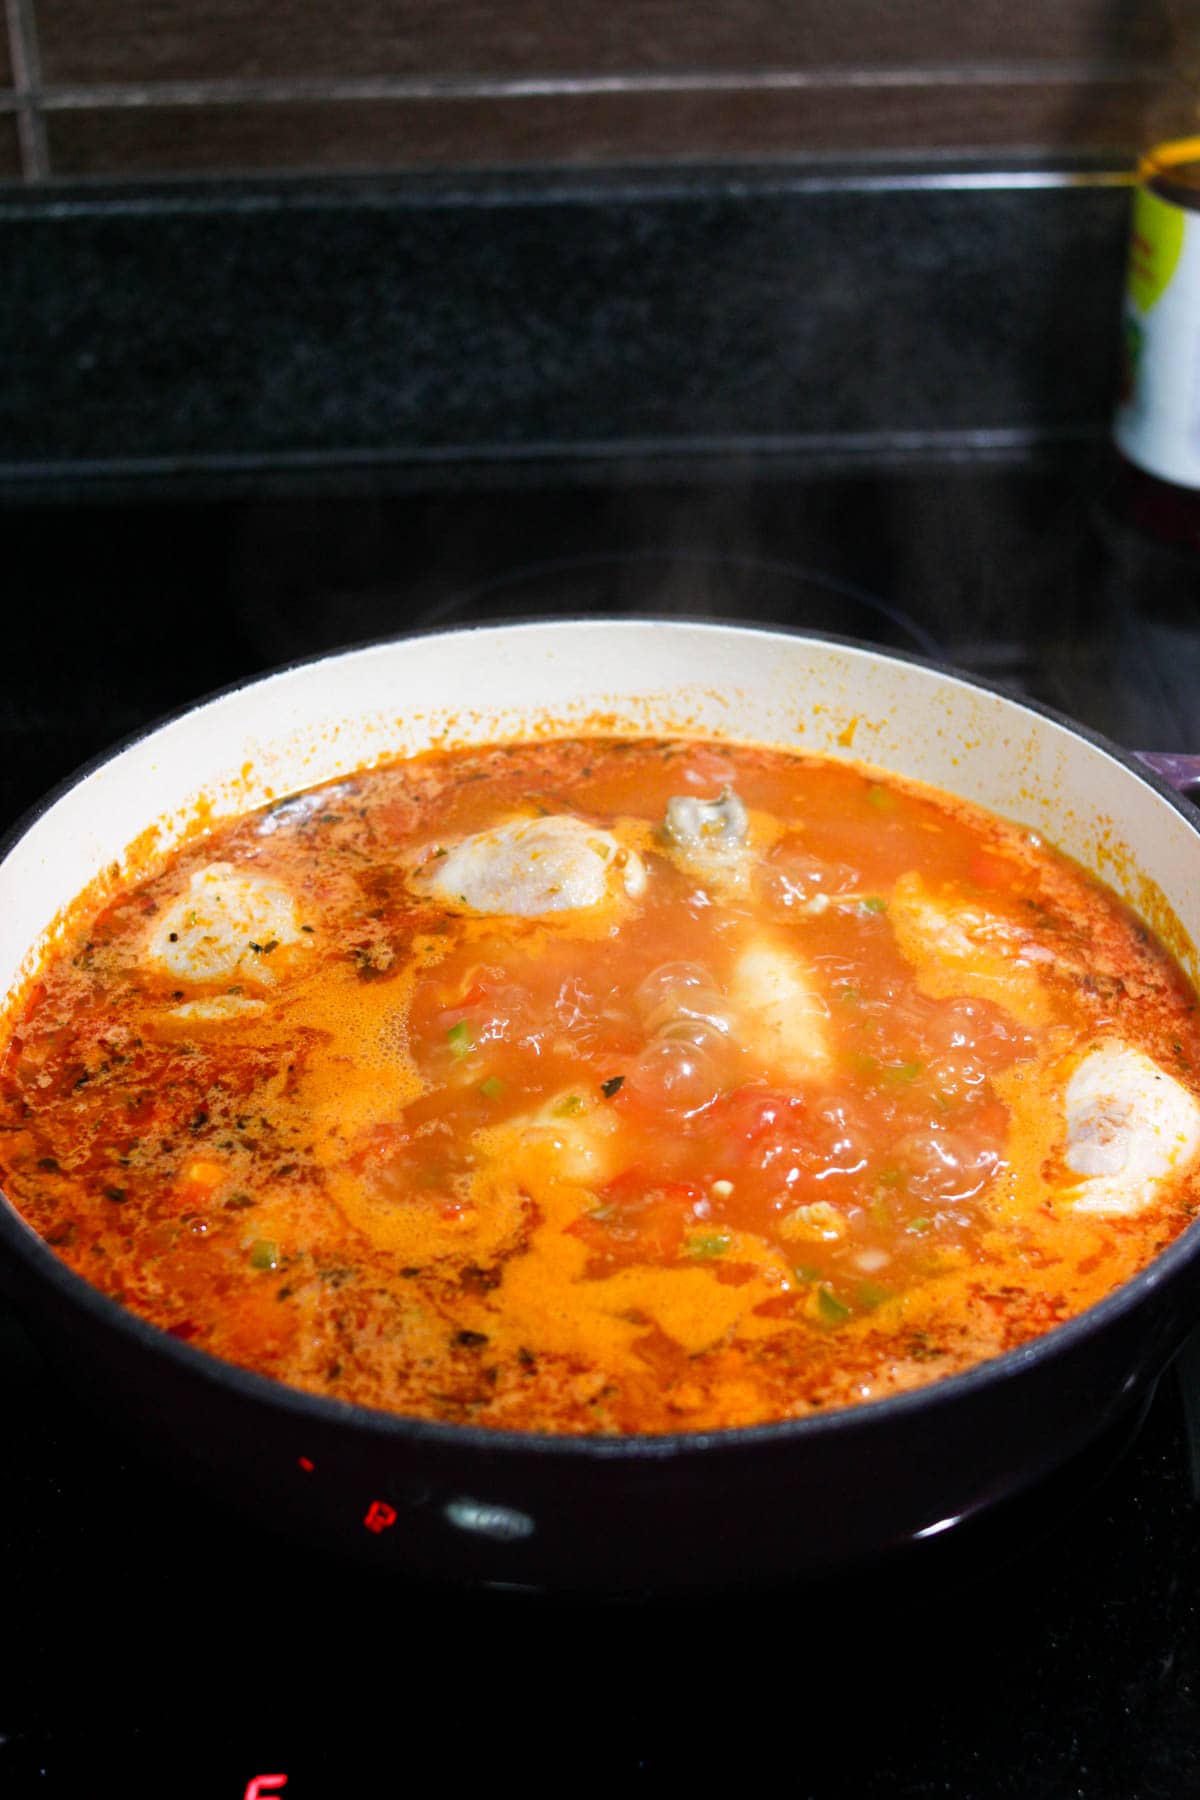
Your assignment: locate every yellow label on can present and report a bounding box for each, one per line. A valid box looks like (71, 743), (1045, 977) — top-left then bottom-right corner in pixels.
(1127, 183), (1186, 313)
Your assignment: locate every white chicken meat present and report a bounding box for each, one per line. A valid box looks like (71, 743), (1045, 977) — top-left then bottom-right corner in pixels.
(660, 785), (752, 890)
(887, 872), (1049, 1026)
(1064, 1041), (1200, 1215)
(409, 816), (646, 917)
(728, 937), (832, 1080)
(143, 862), (307, 988)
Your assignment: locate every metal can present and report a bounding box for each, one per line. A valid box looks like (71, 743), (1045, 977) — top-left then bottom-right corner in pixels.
(1114, 137), (1200, 491)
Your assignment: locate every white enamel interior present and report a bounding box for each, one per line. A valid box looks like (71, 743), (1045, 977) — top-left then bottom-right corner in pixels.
(2, 620), (1199, 1009)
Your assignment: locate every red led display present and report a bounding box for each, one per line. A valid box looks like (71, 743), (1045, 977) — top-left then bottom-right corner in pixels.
(297, 1456), (314, 1472)
(244, 1777), (288, 1799)
(363, 1499), (398, 1533)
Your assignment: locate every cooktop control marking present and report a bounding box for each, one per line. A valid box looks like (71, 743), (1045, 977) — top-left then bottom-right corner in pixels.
(363, 1499), (397, 1533)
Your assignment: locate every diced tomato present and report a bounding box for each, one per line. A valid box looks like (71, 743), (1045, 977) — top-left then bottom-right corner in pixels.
(345, 1122), (427, 1204)
(700, 1086), (805, 1148)
(346, 1122), (411, 1176)
(968, 849), (1012, 889)
(686, 1086), (814, 1218)
(437, 964), (508, 1011)
(569, 1168), (703, 1266)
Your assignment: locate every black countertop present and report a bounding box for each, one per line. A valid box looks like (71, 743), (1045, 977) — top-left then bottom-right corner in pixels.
(3, 452), (1200, 1796)
(0, 162), (1129, 496)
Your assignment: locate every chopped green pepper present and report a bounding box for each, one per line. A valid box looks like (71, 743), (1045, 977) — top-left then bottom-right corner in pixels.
(816, 1286), (852, 1323)
(884, 1059), (924, 1084)
(447, 1021), (475, 1058)
(686, 1232), (731, 1258)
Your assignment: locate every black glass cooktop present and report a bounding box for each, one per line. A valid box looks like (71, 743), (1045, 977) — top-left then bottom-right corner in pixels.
(3, 453), (1200, 1796)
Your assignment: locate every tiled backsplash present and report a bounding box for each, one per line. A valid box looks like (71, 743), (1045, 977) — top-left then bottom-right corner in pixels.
(0, 0), (1179, 180)
(0, 117), (19, 179)
(30, 1), (1172, 83)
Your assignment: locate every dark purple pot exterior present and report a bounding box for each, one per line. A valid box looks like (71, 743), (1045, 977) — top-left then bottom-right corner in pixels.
(5, 1197), (1200, 1591)
(6, 622), (1200, 1591)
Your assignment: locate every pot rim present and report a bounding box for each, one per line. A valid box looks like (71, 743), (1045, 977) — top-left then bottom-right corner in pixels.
(2, 612), (1198, 1463)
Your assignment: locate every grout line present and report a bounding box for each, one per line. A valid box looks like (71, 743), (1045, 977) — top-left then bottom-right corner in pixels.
(3, 0), (47, 177)
(21, 60), (1171, 111)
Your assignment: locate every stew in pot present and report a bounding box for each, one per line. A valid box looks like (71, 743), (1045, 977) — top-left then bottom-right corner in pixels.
(1, 736), (1197, 1434)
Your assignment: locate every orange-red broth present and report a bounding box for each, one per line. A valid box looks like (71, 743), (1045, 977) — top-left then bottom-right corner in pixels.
(1, 737), (1198, 1434)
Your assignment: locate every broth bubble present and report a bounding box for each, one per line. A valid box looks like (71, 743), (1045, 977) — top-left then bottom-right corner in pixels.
(895, 1130), (1000, 1205)
(636, 962), (730, 1038)
(625, 1036), (723, 1116)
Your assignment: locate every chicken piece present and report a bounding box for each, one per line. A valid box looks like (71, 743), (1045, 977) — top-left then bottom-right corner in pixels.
(660, 785), (753, 891)
(409, 816), (646, 917)
(143, 862), (308, 989)
(728, 937), (832, 1080)
(887, 871), (1049, 1027)
(484, 1088), (625, 1187)
(1064, 1042), (1200, 1215)
(167, 995), (267, 1024)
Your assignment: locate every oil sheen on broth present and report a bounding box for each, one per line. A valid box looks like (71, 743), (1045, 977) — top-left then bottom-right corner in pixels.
(2, 737), (1199, 1435)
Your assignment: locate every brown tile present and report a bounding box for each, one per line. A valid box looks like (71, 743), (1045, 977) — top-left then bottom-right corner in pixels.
(0, 110), (22, 178)
(45, 79), (1162, 177)
(36, 0), (1172, 87)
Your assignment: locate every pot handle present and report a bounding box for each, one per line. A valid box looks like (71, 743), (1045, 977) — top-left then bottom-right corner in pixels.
(1136, 752), (1200, 801)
